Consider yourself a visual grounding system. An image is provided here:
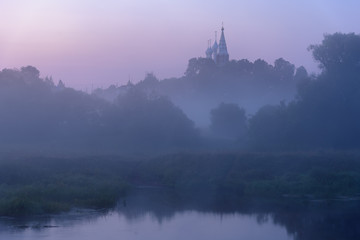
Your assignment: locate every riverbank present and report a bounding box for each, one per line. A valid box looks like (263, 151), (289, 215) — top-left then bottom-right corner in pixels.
(0, 156), (132, 216)
(2, 187), (360, 240)
(1, 152), (360, 216)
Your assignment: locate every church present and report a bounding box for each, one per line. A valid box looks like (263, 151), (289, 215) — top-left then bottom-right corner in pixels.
(205, 25), (229, 66)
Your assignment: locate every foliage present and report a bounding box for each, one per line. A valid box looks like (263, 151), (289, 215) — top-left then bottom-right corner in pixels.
(0, 68), (199, 155)
(1, 152), (360, 217)
(210, 103), (248, 140)
(248, 33), (360, 150)
(0, 157), (132, 216)
(131, 152), (360, 200)
(309, 32), (360, 72)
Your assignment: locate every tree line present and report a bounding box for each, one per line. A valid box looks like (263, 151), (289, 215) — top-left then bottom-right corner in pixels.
(0, 33), (359, 154)
(248, 33), (360, 150)
(0, 67), (198, 155)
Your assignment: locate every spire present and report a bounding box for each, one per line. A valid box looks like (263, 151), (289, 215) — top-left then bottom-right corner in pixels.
(205, 39), (213, 59)
(218, 25), (228, 55)
(217, 23), (229, 66)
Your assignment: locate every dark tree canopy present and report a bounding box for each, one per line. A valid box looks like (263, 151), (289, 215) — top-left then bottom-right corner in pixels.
(5, 33), (360, 153)
(294, 66), (308, 82)
(0, 67), (199, 155)
(184, 57), (216, 77)
(210, 103), (247, 140)
(95, 55), (302, 128)
(136, 72), (159, 89)
(249, 32), (360, 150)
(274, 58), (295, 81)
(309, 32), (360, 73)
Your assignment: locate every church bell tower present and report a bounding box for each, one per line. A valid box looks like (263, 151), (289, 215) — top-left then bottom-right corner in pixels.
(216, 24), (229, 66)
(205, 24), (229, 66)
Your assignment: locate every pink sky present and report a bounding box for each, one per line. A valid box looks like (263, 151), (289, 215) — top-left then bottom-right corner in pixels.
(0, 0), (359, 90)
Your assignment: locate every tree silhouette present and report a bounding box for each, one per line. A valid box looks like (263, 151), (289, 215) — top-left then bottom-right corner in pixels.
(210, 103), (247, 140)
(249, 32), (360, 150)
(309, 32), (360, 73)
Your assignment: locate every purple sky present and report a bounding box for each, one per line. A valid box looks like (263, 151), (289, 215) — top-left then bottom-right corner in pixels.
(0, 0), (359, 90)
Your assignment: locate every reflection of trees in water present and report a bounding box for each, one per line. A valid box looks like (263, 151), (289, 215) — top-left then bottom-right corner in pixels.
(117, 189), (360, 240)
(115, 188), (185, 224)
(1, 189), (360, 240)
(271, 201), (360, 240)
(255, 213), (271, 225)
(0, 209), (110, 232)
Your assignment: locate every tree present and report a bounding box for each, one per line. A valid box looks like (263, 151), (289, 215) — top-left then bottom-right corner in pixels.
(274, 58), (295, 81)
(248, 33), (360, 150)
(136, 72), (159, 89)
(113, 88), (199, 151)
(210, 103), (247, 140)
(184, 57), (216, 77)
(248, 103), (293, 150)
(294, 66), (308, 82)
(252, 59), (273, 81)
(21, 66), (40, 79)
(308, 33), (360, 73)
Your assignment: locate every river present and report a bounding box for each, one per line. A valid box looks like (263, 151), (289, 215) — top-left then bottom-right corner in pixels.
(0, 189), (359, 240)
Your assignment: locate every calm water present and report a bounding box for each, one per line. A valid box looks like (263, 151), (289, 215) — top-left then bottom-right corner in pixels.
(0, 211), (292, 240)
(0, 189), (359, 240)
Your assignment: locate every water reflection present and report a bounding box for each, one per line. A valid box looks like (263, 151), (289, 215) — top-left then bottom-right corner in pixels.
(0, 188), (359, 240)
(0, 208), (109, 232)
(116, 188), (360, 240)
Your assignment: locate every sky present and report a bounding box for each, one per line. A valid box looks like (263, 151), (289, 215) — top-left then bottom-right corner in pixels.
(0, 0), (359, 90)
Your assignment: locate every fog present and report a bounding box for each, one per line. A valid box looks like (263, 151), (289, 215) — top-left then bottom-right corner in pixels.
(0, 66), (199, 156)
(1, 32), (360, 240)
(1, 33), (360, 155)
(95, 57), (303, 127)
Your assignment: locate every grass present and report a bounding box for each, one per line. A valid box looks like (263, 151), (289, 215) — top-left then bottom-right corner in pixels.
(0, 151), (360, 216)
(0, 156), (132, 216)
